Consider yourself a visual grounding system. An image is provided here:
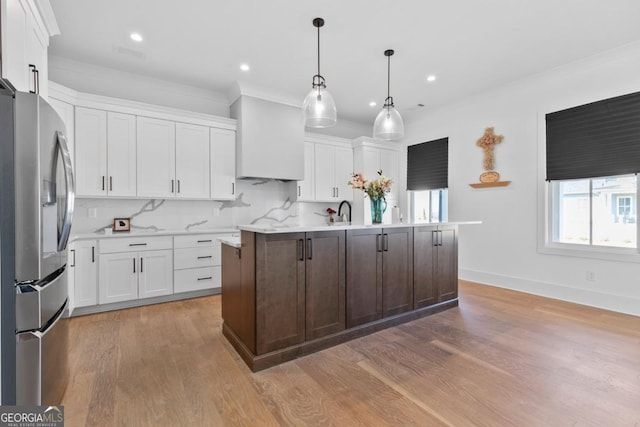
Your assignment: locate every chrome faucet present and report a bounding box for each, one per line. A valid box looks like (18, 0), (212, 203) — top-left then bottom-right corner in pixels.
(338, 200), (352, 223)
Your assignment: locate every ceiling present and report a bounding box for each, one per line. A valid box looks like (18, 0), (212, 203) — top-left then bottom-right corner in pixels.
(48, 0), (640, 125)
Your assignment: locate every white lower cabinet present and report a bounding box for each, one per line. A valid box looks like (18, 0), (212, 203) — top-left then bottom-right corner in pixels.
(173, 234), (223, 293)
(98, 236), (173, 304)
(69, 240), (98, 309)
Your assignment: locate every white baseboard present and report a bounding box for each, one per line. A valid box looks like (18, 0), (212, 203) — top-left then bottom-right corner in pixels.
(459, 268), (640, 317)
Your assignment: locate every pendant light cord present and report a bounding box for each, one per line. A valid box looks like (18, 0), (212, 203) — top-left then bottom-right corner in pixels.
(317, 24), (321, 78)
(387, 54), (391, 106)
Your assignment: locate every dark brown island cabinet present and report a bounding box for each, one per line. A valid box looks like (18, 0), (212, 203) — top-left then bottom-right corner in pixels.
(222, 224), (460, 372)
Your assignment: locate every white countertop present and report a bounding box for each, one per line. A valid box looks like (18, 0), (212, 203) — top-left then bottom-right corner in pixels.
(218, 235), (241, 248)
(70, 227), (238, 242)
(238, 221), (481, 234)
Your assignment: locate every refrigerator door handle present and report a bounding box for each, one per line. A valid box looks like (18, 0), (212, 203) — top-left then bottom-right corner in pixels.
(56, 131), (75, 252)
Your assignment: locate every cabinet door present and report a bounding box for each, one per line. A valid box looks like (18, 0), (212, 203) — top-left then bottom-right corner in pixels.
(2, 0), (28, 91)
(334, 146), (354, 201)
(175, 123), (210, 199)
(295, 141), (315, 201)
(107, 112), (137, 197)
(221, 243), (244, 338)
(413, 226), (438, 309)
(314, 143), (336, 201)
(210, 128), (236, 200)
(255, 233), (305, 354)
(75, 107), (108, 197)
(71, 240), (98, 308)
(346, 228), (383, 327)
(305, 230), (345, 340)
(99, 252), (138, 304)
(25, 11), (47, 97)
(382, 227), (413, 317)
(437, 226), (458, 302)
(138, 250), (173, 298)
(137, 117), (176, 198)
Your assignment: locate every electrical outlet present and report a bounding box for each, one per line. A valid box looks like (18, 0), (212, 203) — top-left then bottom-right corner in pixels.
(88, 207), (97, 218)
(586, 271), (596, 282)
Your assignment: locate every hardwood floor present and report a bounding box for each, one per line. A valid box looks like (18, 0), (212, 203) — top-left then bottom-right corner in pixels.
(61, 281), (640, 426)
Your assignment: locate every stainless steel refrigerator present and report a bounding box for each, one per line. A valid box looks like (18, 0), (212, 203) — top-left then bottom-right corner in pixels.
(0, 89), (74, 405)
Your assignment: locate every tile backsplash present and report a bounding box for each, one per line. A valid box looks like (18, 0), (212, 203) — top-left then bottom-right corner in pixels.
(71, 179), (342, 234)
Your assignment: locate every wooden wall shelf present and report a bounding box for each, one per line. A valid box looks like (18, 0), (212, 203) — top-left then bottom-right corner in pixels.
(469, 181), (511, 188)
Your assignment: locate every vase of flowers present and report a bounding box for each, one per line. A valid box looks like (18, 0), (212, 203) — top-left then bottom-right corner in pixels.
(348, 170), (393, 224)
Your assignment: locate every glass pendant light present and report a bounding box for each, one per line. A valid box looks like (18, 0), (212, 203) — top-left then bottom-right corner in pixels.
(373, 49), (404, 140)
(303, 18), (337, 128)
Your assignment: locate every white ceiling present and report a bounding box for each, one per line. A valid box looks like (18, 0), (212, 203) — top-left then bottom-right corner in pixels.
(49, 0), (640, 124)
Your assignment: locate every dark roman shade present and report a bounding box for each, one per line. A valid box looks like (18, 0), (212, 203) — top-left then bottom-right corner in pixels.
(546, 91), (640, 181)
(407, 137), (448, 191)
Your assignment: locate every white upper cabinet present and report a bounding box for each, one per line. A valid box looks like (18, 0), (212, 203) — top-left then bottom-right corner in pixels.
(75, 107), (136, 197)
(1, 0), (57, 97)
(75, 107), (107, 197)
(136, 117), (176, 198)
(294, 141), (315, 201)
(314, 143), (354, 202)
(210, 128), (236, 200)
(175, 122), (210, 199)
(107, 112), (137, 197)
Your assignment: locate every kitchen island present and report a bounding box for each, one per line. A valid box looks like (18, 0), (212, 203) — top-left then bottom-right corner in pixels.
(221, 222), (478, 371)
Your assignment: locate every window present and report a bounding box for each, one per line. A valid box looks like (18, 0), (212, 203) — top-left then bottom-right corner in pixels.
(411, 189), (448, 223)
(551, 175), (637, 249)
(407, 138), (449, 223)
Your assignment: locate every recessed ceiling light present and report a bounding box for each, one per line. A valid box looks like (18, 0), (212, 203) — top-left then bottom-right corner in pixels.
(240, 64), (250, 71)
(427, 75), (436, 82)
(130, 33), (143, 42)
(369, 101), (377, 107)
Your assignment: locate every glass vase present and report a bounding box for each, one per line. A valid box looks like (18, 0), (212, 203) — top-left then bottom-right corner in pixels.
(370, 197), (387, 224)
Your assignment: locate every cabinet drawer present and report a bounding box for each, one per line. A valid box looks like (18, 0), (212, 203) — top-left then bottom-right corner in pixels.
(174, 234), (221, 249)
(174, 247), (220, 269)
(174, 267), (220, 293)
(99, 236), (173, 254)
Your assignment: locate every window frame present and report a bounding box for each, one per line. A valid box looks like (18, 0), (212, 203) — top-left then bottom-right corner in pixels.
(537, 111), (640, 263)
(408, 188), (449, 224)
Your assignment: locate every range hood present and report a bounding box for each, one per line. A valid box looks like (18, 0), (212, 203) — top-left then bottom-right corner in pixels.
(231, 95), (304, 181)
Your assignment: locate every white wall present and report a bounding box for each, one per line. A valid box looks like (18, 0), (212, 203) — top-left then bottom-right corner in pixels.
(49, 56), (231, 117)
(401, 42), (640, 316)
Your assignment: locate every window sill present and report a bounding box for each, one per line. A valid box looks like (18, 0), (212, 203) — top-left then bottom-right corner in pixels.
(539, 242), (640, 263)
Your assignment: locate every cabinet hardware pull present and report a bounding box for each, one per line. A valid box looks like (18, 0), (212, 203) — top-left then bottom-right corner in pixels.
(197, 277), (212, 281)
(439, 230), (444, 246)
(298, 185), (301, 197)
(383, 234), (389, 252)
(298, 239), (304, 261)
(92, 246), (95, 263)
(336, 187), (339, 198)
(307, 238), (313, 260)
(109, 176), (113, 191)
(171, 179), (175, 193)
(177, 179), (181, 193)
(232, 182), (235, 195)
(235, 248), (241, 259)
(433, 230), (439, 247)
(197, 255), (212, 259)
(197, 239), (212, 243)
(140, 257), (143, 272)
(28, 64), (38, 94)
(129, 243), (147, 246)
(102, 176), (105, 191)
(70, 249), (76, 267)
(376, 234), (381, 252)
(133, 258), (136, 273)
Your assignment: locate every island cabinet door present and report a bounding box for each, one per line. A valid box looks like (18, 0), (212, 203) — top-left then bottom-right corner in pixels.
(255, 232), (306, 355)
(413, 226), (438, 309)
(382, 227), (414, 317)
(305, 230), (346, 340)
(346, 228), (383, 328)
(437, 225), (458, 302)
